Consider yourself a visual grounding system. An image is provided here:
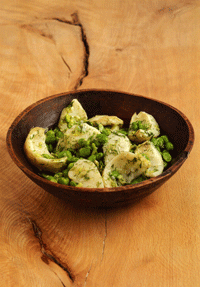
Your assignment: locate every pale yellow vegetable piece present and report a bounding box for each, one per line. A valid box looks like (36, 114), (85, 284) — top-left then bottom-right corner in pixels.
(135, 141), (164, 177)
(24, 127), (67, 173)
(63, 123), (100, 149)
(102, 152), (151, 188)
(88, 115), (123, 130)
(68, 159), (104, 188)
(58, 99), (88, 132)
(128, 111), (160, 143)
(103, 133), (132, 165)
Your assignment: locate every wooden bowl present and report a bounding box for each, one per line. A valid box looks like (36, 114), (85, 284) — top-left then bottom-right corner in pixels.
(6, 90), (194, 208)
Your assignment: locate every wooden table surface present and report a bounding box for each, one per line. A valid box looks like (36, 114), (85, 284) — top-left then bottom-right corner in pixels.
(0, 1), (200, 286)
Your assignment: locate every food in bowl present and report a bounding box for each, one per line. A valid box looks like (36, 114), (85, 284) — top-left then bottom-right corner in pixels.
(24, 99), (175, 188)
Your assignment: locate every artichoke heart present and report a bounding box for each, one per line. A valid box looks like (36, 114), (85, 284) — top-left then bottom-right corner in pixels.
(24, 127), (67, 173)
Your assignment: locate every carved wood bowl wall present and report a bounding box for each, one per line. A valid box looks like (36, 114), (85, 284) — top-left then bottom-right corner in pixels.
(6, 90), (194, 208)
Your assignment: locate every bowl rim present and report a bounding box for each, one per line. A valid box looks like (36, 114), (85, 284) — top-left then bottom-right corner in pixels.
(6, 89), (195, 194)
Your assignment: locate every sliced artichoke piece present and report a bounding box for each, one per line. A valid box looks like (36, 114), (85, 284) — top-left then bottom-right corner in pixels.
(68, 159), (104, 188)
(88, 115), (123, 130)
(128, 111), (160, 143)
(24, 127), (68, 173)
(103, 133), (132, 165)
(63, 123), (100, 150)
(102, 152), (151, 188)
(58, 99), (88, 132)
(135, 141), (164, 177)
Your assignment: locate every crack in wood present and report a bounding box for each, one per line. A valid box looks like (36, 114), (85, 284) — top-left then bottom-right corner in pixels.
(51, 12), (90, 89)
(61, 55), (72, 73)
(30, 219), (75, 283)
(21, 11), (89, 90)
(83, 263), (93, 287)
(20, 24), (54, 41)
(52, 270), (67, 287)
(101, 211), (107, 262)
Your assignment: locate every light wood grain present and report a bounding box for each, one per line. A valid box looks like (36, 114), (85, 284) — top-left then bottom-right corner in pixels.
(1, 0), (200, 286)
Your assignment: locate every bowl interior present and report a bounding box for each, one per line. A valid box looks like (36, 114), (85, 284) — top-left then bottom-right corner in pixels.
(7, 90), (194, 207)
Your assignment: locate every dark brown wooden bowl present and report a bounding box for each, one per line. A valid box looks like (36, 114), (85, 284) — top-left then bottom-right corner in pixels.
(6, 90), (194, 208)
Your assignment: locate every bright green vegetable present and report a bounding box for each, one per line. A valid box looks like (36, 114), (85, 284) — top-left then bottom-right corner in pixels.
(41, 173), (57, 183)
(101, 127), (111, 136)
(56, 150), (72, 159)
(47, 144), (54, 153)
(96, 152), (104, 161)
(58, 177), (70, 185)
(151, 137), (158, 146)
(131, 174), (147, 184)
(138, 121), (149, 131)
(161, 135), (169, 143)
(88, 154), (96, 162)
(42, 154), (54, 159)
(54, 172), (63, 179)
(45, 130), (57, 144)
(165, 142), (174, 151)
(162, 151), (172, 162)
(78, 138), (90, 147)
(68, 156), (79, 163)
(70, 181), (77, 186)
(156, 137), (165, 148)
(93, 134), (108, 147)
(55, 130), (64, 140)
(163, 161), (168, 168)
(91, 143), (98, 155)
(131, 121), (139, 131)
(78, 147), (91, 158)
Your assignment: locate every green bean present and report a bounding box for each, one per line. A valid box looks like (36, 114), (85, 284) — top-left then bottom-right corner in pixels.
(54, 172), (63, 179)
(41, 173), (57, 183)
(67, 163), (75, 170)
(79, 147), (91, 158)
(131, 176), (144, 184)
(65, 114), (71, 123)
(163, 161), (168, 169)
(78, 138), (89, 147)
(131, 121), (139, 131)
(101, 127), (111, 136)
(56, 150), (72, 159)
(58, 177), (70, 185)
(42, 154), (54, 159)
(117, 175), (126, 185)
(55, 130), (64, 140)
(165, 142), (174, 151)
(98, 123), (104, 132)
(110, 169), (120, 178)
(68, 156), (79, 163)
(156, 137), (165, 148)
(160, 135), (169, 143)
(117, 128), (128, 136)
(45, 130), (57, 144)
(62, 163), (74, 177)
(162, 151), (172, 162)
(151, 137), (158, 146)
(96, 152), (104, 161)
(131, 175), (145, 184)
(98, 160), (105, 173)
(138, 121), (149, 131)
(91, 143), (98, 155)
(88, 154), (96, 162)
(93, 134), (108, 147)
(47, 144), (54, 153)
(70, 181), (77, 186)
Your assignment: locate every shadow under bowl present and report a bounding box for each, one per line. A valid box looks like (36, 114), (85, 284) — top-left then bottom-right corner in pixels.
(6, 89), (194, 208)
